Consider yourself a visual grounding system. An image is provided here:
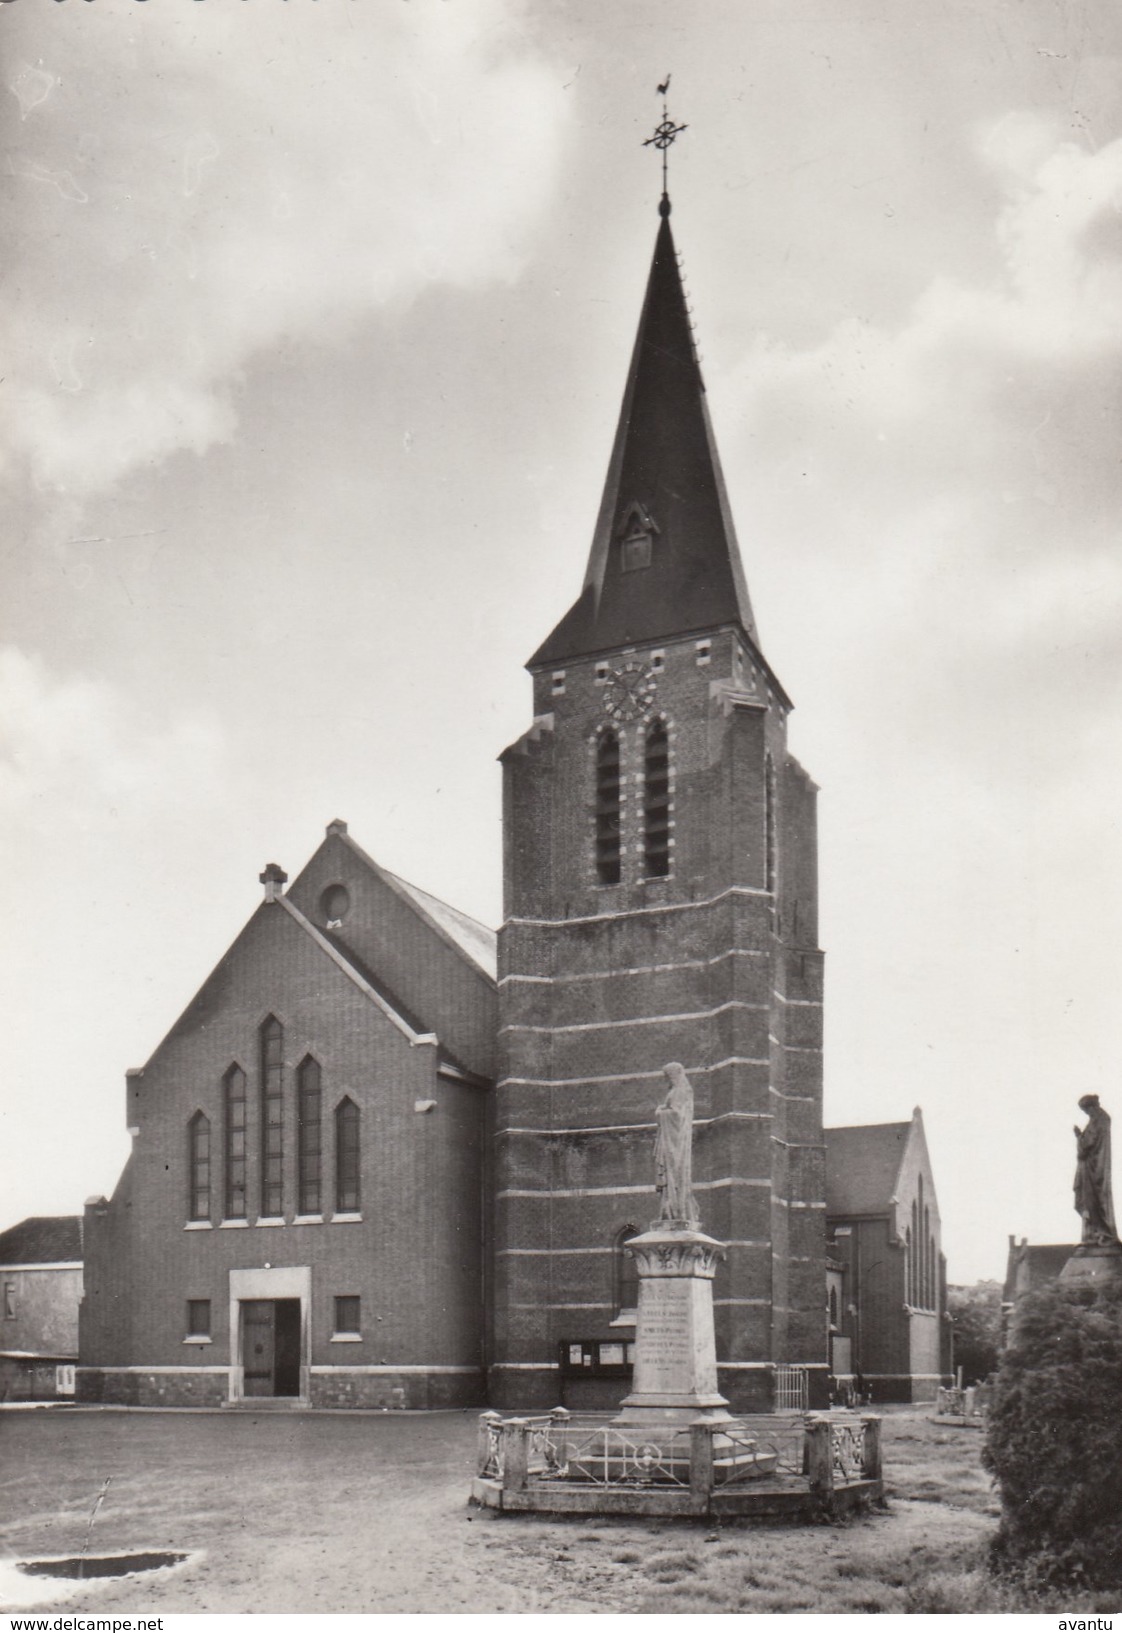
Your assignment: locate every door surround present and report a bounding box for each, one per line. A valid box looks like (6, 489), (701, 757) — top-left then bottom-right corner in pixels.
(228, 1265), (311, 1403)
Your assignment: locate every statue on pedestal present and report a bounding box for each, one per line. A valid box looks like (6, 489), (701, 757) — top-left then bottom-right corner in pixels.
(1074, 1094), (1119, 1247)
(654, 1062), (698, 1226)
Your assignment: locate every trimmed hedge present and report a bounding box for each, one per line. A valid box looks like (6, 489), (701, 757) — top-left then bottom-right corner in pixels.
(983, 1276), (1122, 1586)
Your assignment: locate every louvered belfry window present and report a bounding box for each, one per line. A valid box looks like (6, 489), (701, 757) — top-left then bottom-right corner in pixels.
(260, 1016), (284, 1217)
(595, 729), (622, 884)
(644, 719), (671, 877)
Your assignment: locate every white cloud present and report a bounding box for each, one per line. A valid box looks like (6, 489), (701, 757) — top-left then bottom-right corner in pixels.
(0, 645), (226, 828)
(724, 116), (1122, 688)
(1, 1), (568, 497)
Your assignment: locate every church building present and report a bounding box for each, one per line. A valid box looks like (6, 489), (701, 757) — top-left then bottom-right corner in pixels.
(78, 187), (937, 1412)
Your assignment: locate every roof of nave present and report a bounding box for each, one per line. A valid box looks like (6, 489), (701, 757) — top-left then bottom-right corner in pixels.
(0, 1215), (83, 1266)
(322, 825), (497, 982)
(824, 1119), (914, 1218)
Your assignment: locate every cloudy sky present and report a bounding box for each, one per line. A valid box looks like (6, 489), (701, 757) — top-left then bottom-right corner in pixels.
(2, 0), (1120, 1285)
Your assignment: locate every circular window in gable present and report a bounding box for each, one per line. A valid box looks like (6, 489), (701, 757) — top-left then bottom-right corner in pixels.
(320, 883), (350, 926)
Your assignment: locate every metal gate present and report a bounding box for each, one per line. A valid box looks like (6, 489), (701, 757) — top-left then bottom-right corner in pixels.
(774, 1364), (809, 1413)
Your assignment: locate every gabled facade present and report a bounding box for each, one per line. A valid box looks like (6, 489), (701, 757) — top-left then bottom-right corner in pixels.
(79, 821), (495, 1409)
(493, 199), (826, 1413)
(825, 1109), (952, 1402)
(0, 1216), (83, 1401)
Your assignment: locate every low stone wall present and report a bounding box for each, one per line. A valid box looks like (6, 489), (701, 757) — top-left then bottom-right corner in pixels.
(309, 1371), (485, 1410)
(75, 1367), (485, 1410)
(76, 1369), (228, 1408)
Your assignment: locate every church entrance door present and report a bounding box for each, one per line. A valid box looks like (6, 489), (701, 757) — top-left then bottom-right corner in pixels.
(240, 1299), (302, 1397)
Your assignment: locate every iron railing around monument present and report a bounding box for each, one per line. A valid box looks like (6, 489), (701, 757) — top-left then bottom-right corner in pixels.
(477, 1409), (881, 1498)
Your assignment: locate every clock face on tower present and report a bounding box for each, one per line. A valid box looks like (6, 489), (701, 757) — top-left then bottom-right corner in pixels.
(602, 661), (657, 722)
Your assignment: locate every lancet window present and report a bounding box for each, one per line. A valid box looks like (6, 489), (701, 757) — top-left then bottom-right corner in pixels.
(613, 1225), (639, 1320)
(765, 752), (777, 895)
(260, 1015), (284, 1218)
(188, 1111), (211, 1222)
(335, 1097), (361, 1214)
(594, 729), (622, 885)
(643, 718), (671, 877)
(223, 1065), (247, 1220)
(297, 1056), (323, 1216)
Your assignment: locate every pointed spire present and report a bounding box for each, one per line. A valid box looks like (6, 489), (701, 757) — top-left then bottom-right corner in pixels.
(531, 205), (763, 670)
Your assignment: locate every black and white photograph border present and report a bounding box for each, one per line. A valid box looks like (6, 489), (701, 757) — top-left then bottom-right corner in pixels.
(2, 0), (1122, 1620)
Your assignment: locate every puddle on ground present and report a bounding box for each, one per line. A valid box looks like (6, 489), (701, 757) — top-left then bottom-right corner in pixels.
(0, 1549), (199, 1609)
(19, 1552), (187, 1580)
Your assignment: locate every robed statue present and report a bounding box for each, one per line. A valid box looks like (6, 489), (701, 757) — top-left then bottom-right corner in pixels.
(1074, 1094), (1119, 1246)
(654, 1062), (698, 1225)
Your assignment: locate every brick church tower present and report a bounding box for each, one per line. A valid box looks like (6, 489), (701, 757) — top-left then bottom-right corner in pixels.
(492, 193), (827, 1412)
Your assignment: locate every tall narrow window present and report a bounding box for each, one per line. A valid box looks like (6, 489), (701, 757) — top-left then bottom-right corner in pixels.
(260, 1015), (284, 1218)
(3, 1283), (15, 1320)
(904, 1225), (911, 1305)
(595, 730), (622, 885)
(643, 719), (671, 877)
(223, 1065), (247, 1220)
(765, 753), (777, 895)
(613, 1225), (639, 1320)
(188, 1112), (211, 1222)
(335, 1097), (361, 1213)
(297, 1056), (322, 1215)
(910, 1200), (919, 1303)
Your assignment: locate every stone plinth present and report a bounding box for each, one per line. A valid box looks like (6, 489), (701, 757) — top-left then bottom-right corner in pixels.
(614, 1224), (731, 1426)
(1059, 1242), (1122, 1286)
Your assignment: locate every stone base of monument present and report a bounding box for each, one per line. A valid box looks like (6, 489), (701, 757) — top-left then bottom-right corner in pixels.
(1059, 1241), (1122, 1285)
(612, 1224), (732, 1428)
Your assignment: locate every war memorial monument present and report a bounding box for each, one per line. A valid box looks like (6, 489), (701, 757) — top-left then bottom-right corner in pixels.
(472, 1064), (884, 1520)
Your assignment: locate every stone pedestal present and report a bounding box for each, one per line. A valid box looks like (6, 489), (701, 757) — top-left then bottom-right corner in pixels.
(1059, 1241), (1122, 1286)
(614, 1224), (731, 1426)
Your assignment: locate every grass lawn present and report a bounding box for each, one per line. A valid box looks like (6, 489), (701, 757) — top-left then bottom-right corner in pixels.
(0, 1405), (1117, 1613)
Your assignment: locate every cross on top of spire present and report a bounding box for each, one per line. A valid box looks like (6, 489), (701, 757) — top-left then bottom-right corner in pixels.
(643, 76), (687, 213)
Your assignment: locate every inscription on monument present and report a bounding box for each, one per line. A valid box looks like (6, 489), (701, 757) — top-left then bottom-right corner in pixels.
(640, 1283), (692, 1362)
(631, 1279), (703, 1396)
